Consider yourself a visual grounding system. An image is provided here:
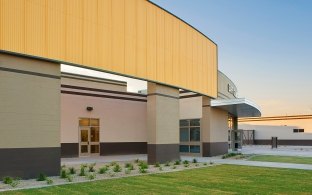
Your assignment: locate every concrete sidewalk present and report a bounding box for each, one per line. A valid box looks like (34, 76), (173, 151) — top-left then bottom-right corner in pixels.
(241, 145), (312, 157)
(181, 156), (312, 170)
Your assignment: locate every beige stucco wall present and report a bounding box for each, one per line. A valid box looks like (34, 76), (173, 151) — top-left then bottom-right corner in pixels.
(239, 124), (312, 140)
(147, 83), (179, 144)
(0, 53), (60, 148)
(179, 96), (202, 119)
(201, 96), (228, 143)
(61, 94), (147, 143)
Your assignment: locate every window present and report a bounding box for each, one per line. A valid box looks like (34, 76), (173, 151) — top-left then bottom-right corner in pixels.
(293, 129), (304, 133)
(179, 119), (200, 154)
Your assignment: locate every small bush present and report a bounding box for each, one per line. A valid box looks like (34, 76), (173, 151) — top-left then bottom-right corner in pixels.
(67, 175), (73, 182)
(134, 159), (140, 163)
(164, 162), (170, 167)
(10, 179), (20, 188)
(139, 167), (147, 173)
(209, 161), (214, 165)
(203, 162), (208, 166)
(109, 173), (115, 177)
(184, 164), (189, 168)
(98, 166), (109, 174)
(61, 165), (66, 169)
(88, 163), (96, 172)
(159, 167), (163, 171)
(60, 169), (68, 179)
(87, 173), (96, 180)
(195, 163), (199, 167)
(154, 162), (160, 167)
(183, 160), (189, 165)
(69, 167), (76, 174)
(125, 169), (131, 174)
(138, 161), (148, 169)
(46, 178), (53, 185)
(172, 165), (176, 169)
(3, 176), (13, 184)
(125, 163), (134, 169)
(113, 164), (122, 172)
(79, 166), (86, 176)
(37, 173), (47, 181)
(110, 161), (118, 166)
(192, 158), (197, 163)
(174, 160), (181, 165)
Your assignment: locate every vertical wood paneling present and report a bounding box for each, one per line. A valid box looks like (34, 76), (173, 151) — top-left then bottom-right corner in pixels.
(65, 0), (83, 64)
(0, 0), (217, 97)
(136, 0), (146, 78)
(0, 0), (25, 53)
(25, 0), (46, 57)
(111, 0), (125, 73)
(83, 0), (98, 66)
(146, 3), (157, 80)
(156, 8), (165, 82)
(47, 0), (65, 61)
(125, 0), (137, 76)
(98, 0), (112, 70)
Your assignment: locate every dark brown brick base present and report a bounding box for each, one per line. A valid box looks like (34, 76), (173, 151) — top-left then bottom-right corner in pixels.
(100, 142), (147, 155)
(0, 147), (60, 179)
(202, 142), (228, 157)
(147, 144), (180, 164)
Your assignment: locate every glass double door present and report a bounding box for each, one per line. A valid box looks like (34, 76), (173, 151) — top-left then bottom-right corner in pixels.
(79, 126), (100, 156)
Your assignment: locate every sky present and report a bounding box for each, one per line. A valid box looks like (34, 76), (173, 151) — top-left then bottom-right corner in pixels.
(63, 0), (312, 117)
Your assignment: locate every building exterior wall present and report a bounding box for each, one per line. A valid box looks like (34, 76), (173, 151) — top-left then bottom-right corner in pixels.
(217, 71), (237, 99)
(179, 96), (202, 119)
(0, 53), (60, 178)
(0, 0), (217, 97)
(60, 75), (147, 157)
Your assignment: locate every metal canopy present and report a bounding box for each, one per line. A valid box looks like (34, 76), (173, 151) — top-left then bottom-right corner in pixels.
(210, 98), (261, 117)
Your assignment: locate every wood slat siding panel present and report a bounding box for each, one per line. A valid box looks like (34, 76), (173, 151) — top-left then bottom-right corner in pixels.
(0, 0), (217, 97)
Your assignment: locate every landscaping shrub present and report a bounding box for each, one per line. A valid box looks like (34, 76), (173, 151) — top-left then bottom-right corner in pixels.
(222, 153), (242, 159)
(192, 158), (198, 163)
(69, 167), (76, 174)
(134, 159), (140, 163)
(37, 173), (47, 181)
(184, 164), (189, 168)
(2, 176), (13, 184)
(98, 166), (109, 174)
(159, 167), (163, 171)
(138, 161), (148, 169)
(110, 161), (118, 166)
(113, 164), (122, 172)
(174, 160), (181, 165)
(125, 169), (131, 174)
(183, 160), (189, 165)
(139, 166), (147, 173)
(79, 165), (87, 176)
(46, 178), (53, 185)
(60, 169), (68, 178)
(125, 163), (134, 170)
(172, 165), (176, 169)
(10, 178), (20, 188)
(89, 163), (96, 172)
(203, 162), (208, 166)
(67, 175), (73, 182)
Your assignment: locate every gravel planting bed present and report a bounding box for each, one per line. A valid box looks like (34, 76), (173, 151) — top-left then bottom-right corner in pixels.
(0, 159), (216, 192)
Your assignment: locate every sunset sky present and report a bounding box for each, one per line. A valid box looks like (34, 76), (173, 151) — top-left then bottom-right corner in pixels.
(63, 0), (312, 117)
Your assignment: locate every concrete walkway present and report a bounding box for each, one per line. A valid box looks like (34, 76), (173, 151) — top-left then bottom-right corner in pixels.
(181, 156), (312, 171)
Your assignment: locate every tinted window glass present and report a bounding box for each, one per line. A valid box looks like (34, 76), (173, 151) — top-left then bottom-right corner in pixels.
(190, 119), (200, 126)
(180, 120), (189, 127)
(190, 127), (200, 141)
(190, 145), (200, 153)
(180, 145), (189, 152)
(180, 128), (189, 142)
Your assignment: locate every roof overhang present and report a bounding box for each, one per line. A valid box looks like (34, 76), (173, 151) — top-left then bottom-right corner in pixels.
(210, 98), (261, 117)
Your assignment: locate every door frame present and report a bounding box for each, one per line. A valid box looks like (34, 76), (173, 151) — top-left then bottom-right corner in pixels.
(78, 118), (100, 157)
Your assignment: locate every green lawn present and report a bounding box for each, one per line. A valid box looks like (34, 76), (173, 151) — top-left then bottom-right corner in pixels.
(2, 165), (312, 195)
(249, 155), (312, 165)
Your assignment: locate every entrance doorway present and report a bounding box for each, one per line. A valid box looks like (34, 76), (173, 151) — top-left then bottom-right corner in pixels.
(79, 118), (100, 156)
